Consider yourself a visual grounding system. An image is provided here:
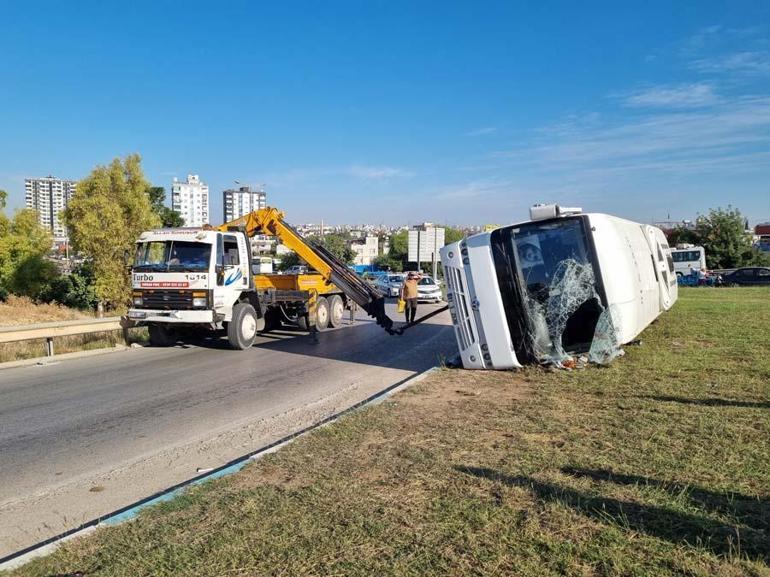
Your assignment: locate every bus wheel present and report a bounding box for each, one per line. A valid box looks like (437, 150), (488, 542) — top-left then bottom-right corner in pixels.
(148, 324), (176, 347)
(327, 295), (344, 328)
(316, 297), (330, 331)
(228, 303), (258, 349)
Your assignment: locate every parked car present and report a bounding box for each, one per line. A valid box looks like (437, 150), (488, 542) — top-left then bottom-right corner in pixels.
(283, 265), (309, 275)
(416, 275), (443, 303)
(721, 267), (770, 286)
(375, 273), (406, 297)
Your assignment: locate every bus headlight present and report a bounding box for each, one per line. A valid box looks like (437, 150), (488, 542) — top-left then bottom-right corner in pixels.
(192, 297), (207, 308)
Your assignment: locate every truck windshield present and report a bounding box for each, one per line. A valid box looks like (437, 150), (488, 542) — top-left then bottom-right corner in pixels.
(490, 216), (604, 363)
(134, 241), (212, 272)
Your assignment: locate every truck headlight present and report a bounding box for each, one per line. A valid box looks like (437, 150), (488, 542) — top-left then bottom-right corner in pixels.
(192, 297), (207, 307)
(133, 296), (143, 306)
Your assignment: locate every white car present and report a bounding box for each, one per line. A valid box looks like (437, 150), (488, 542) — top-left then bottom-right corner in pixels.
(375, 273), (405, 297)
(416, 276), (442, 303)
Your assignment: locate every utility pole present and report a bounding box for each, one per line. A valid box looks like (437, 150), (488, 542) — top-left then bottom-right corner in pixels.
(432, 226), (438, 279)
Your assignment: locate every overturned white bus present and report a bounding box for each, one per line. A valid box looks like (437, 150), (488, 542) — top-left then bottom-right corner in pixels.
(440, 204), (678, 369)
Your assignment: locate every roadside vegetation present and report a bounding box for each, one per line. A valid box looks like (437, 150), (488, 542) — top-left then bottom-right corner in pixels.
(7, 287), (769, 576)
(0, 296), (147, 363)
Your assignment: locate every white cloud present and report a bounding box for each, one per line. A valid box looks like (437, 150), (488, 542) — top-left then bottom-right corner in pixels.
(620, 83), (719, 108)
(344, 165), (412, 179)
(467, 126), (498, 136)
(691, 51), (770, 76)
(493, 96), (770, 182)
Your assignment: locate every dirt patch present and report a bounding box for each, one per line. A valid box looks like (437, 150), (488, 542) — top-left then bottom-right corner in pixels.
(399, 368), (532, 410)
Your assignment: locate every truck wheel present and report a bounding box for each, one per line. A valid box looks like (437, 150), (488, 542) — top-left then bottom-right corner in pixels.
(328, 294), (344, 328)
(316, 296), (330, 331)
(148, 324), (176, 347)
(228, 303), (258, 350)
(297, 314), (309, 331)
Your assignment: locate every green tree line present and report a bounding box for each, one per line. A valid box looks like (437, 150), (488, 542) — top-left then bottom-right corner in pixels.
(667, 207), (769, 269)
(0, 155), (183, 309)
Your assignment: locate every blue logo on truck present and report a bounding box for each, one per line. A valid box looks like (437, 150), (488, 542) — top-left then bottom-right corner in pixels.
(225, 269), (243, 286)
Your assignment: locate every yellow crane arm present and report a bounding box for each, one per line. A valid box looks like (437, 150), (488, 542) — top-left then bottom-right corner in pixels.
(217, 207), (333, 279)
(216, 207), (397, 333)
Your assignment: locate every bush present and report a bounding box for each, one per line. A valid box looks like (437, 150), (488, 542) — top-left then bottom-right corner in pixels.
(39, 264), (99, 310)
(0, 285), (7, 302)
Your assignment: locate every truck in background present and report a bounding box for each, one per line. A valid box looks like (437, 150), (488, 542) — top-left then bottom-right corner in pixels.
(440, 204), (678, 369)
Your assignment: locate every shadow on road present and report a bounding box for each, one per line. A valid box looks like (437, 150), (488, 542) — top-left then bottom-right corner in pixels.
(179, 310), (455, 372)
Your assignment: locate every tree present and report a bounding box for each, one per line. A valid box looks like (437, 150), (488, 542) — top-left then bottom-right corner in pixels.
(0, 208), (56, 298)
(313, 233), (356, 264)
(693, 207), (755, 269)
(0, 189), (7, 210)
(373, 254), (402, 272)
(64, 154), (160, 308)
(666, 226), (699, 247)
(277, 251), (301, 271)
(40, 263), (99, 310)
(147, 186), (185, 227)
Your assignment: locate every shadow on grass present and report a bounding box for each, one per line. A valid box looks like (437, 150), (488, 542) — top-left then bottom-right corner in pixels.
(455, 465), (770, 561)
(644, 395), (770, 409)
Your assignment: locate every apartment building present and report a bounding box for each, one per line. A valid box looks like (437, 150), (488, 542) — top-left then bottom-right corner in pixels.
(171, 174), (209, 227)
(222, 185), (266, 222)
(24, 176), (77, 242)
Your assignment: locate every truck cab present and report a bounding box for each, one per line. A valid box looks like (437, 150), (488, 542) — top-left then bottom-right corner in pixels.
(128, 228), (257, 347)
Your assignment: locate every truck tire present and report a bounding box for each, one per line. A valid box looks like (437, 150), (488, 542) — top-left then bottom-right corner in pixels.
(327, 294), (344, 328)
(316, 296), (330, 331)
(148, 324), (176, 347)
(228, 303), (258, 350)
(297, 314), (309, 331)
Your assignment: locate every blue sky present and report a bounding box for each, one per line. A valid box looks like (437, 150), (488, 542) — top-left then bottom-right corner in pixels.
(1, 0), (768, 226)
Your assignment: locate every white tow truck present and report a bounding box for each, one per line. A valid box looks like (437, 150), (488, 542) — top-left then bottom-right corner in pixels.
(128, 208), (396, 348)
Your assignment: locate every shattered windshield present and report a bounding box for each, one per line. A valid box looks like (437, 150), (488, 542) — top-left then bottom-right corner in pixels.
(491, 216), (618, 366)
(511, 218), (592, 299)
(134, 241), (212, 272)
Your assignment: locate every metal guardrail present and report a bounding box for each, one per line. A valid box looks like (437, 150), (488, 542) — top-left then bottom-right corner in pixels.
(0, 317), (133, 356)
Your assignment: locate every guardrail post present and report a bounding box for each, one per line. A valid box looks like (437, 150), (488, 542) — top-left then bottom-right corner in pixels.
(45, 337), (54, 357)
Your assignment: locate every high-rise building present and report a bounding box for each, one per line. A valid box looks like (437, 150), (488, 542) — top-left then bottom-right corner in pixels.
(223, 185), (266, 222)
(24, 176), (77, 242)
(171, 174), (209, 227)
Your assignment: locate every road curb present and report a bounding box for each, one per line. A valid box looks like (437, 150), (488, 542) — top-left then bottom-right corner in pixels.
(0, 365), (441, 570)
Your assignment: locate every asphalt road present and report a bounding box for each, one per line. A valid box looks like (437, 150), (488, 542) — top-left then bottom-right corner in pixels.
(0, 303), (454, 558)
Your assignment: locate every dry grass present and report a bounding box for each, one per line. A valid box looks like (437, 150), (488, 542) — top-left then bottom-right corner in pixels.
(6, 287), (770, 577)
(0, 296), (146, 363)
(0, 295), (93, 326)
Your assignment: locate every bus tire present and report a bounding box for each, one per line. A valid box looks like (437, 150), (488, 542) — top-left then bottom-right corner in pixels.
(148, 324), (176, 347)
(228, 303), (258, 350)
(316, 297), (330, 331)
(327, 295), (344, 328)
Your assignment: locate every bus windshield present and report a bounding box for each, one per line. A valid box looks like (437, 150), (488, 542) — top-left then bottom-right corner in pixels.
(134, 241), (212, 272)
(490, 216), (605, 363)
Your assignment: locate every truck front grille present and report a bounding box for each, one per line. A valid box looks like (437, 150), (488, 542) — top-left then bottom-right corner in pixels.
(141, 290), (195, 310)
(445, 265), (476, 350)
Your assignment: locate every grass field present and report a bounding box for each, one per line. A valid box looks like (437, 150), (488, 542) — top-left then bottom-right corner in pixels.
(6, 287), (770, 576)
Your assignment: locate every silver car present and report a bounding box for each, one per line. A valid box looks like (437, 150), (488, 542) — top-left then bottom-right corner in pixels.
(416, 276), (442, 303)
(375, 274), (406, 297)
